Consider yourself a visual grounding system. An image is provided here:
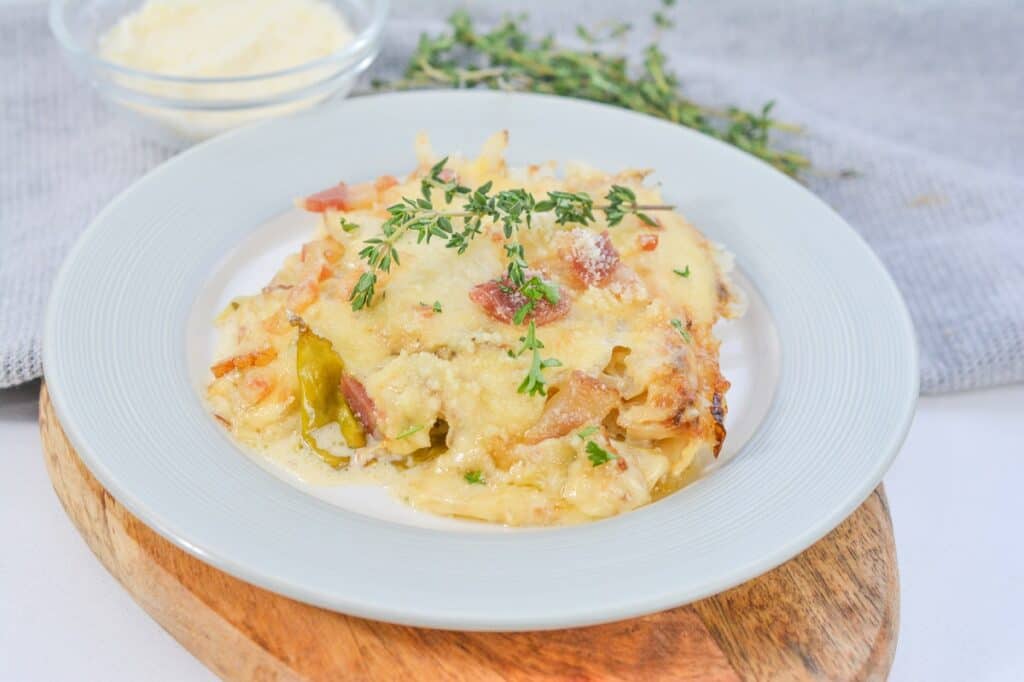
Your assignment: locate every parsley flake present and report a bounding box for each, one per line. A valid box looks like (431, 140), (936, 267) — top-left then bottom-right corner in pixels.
(339, 217), (360, 233)
(577, 425), (599, 440)
(674, 265), (691, 278)
(585, 441), (617, 467)
(670, 318), (692, 343)
(464, 470), (485, 485)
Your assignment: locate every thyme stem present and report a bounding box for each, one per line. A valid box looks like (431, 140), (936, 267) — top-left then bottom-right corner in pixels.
(379, 12), (810, 177)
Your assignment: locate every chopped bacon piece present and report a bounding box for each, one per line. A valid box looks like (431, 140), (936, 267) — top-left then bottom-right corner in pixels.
(469, 279), (570, 326)
(523, 371), (620, 444)
(210, 347), (277, 378)
(340, 375), (379, 436)
(302, 184), (348, 212)
(302, 182), (377, 213)
(563, 230), (620, 287)
(636, 233), (659, 251)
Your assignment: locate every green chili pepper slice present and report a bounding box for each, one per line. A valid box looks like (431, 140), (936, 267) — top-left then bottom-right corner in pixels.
(295, 325), (366, 467)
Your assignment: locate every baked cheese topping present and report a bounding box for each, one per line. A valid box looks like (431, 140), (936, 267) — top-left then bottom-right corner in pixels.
(207, 132), (740, 526)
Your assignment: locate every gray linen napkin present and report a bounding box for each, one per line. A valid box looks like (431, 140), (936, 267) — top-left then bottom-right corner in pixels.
(2, 0), (1022, 393)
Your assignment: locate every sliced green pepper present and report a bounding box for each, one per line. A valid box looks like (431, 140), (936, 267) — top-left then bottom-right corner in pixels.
(295, 324), (366, 467)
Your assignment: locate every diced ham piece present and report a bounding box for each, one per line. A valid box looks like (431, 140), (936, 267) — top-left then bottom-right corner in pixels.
(469, 279), (570, 326)
(523, 371), (620, 444)
(636, 233), (659, 251)
(564, 230), (620, 287)
(340, 374), (379, 436)
(210, 347), (277, 378)
(302, 182), (377, 213)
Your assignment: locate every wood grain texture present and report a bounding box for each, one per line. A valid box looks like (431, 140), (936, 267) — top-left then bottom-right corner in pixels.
(39, 384), (897, 681)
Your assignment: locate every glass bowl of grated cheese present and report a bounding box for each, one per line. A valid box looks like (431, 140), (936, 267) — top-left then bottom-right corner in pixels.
(50, 0), (389, 143)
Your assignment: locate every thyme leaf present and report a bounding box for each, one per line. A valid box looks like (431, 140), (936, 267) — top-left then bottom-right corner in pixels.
(513, 321), (562, 396)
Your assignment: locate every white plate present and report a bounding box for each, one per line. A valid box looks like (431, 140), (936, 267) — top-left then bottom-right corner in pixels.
(44, 91), (917, 630)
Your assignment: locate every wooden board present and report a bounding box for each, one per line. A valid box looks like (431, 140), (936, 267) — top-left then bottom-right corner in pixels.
(39, 384), (898, 681)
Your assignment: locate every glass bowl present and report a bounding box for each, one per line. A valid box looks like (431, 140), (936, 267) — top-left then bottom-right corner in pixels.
(49, 0), (389, 143)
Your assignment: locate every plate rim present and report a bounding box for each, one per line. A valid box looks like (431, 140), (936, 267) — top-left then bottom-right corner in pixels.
(43, 90), (919, 630)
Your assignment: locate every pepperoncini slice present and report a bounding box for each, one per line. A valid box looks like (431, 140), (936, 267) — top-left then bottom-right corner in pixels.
(295, 322), (366, 467)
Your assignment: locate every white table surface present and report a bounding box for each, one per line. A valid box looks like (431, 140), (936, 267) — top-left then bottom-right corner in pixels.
(2, 381), (1022, 681)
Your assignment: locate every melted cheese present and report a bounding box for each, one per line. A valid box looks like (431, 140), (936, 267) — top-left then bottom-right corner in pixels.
(207, 132), (739, 526)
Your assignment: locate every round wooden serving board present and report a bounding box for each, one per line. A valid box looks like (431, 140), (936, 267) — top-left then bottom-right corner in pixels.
(39, 384), (897, 681)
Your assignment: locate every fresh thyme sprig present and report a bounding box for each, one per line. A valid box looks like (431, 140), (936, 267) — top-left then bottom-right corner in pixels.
(349, 157), (672, 311)
(377, 12), (809, 177)
(346, 161), (673, 397)
(510, 321), (562, 396)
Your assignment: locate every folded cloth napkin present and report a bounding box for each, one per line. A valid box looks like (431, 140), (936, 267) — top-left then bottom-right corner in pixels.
(2, 0), (1022, 393)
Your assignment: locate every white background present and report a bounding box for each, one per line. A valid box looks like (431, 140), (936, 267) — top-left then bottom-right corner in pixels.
(2, 381), (1023, 681)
